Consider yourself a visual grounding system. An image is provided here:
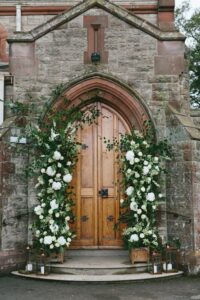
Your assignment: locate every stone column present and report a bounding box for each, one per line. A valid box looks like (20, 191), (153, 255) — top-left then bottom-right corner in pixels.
(16, 5), (22, 32)
(0, 74), (5, 126)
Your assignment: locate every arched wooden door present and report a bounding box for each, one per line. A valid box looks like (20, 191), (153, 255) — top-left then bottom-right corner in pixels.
(71, 103), (130, 248)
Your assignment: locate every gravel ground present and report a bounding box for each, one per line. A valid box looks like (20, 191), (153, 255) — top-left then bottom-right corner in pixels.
(0, 275), (200, 300)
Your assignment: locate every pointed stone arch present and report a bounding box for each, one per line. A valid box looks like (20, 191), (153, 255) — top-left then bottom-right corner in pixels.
(51, 74), (152, 132)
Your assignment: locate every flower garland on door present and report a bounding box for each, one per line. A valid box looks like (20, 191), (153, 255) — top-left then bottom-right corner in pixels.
(107, 128), (171, 251)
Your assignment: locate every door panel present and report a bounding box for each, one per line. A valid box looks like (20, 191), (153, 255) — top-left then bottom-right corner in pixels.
(71, 103), (130, 248)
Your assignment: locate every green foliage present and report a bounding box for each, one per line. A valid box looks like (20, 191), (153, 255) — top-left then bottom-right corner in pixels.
(175, 1), (200, 107)
(106, 127), (171, 250)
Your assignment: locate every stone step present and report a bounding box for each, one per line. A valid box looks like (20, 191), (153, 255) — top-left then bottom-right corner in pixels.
(50, 250), (149, 275)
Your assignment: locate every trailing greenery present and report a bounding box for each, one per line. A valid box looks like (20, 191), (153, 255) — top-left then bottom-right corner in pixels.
(176, 1), (200, 108)
(107, 127), (171, 250)
(7, 90), (99, 256)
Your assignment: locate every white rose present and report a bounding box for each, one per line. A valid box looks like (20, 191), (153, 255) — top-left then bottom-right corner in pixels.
(41, 168), (46, 173)
(141, 205), (146, 210)
(52, 181), (62, 190)
(48, 209), (53, 215)
(137, 209), (142, 215)
(41, 203), (46, 208)
(46, 166), (56, 177)
(49, 219), (54, 224)
(141, 214), (146, 219)
(57, 236), (66, 246)
(49, 179), (53, 183)
(130, 234), (139, 242)
(135, 172), (140, 178)
(67, 237), (72, 242)
(63, 174), (72, 183)
(65, 216), (70, 221)
(154, 157), (159, 162)
(36, 230), (40, 236)
(55, 242), (60, 247)
(44, 235), (53, 245)
(50, 244), (54, 249)
(144, 160), (148, 166)
(146, 192), (155, 202)
(67, 161), (72, 166)
(127, 169), (132, 174)
(56, 173), (61, 178)
(141, 187), (145, 192)
(34, 205), (44, 216)
(138, 152), (143, 157)
(130, 140), (135, 145)
(57, 163), (62, 168)
(39, 238), (43, 243)
(126, 186), (134, 196)
(130, 160), (134, 165)
(53, 151), (62, 161)
(50, 199), (59, 210)
(126, 150), (135, 161)
(134, 158), (140, 163)
(55, 212), (60, 218)
(140, 233), (145, 238)
(158, 193), (163, 198)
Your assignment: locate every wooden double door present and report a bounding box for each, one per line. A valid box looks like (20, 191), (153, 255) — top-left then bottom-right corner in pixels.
(71, 103), (130, 248)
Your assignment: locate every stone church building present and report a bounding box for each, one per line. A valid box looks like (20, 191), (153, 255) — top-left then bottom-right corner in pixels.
(0, 0), (200, 274)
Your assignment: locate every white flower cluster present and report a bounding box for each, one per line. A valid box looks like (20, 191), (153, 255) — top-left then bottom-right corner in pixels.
(33, 123), (77, 253)
(121, 131), (166, 249)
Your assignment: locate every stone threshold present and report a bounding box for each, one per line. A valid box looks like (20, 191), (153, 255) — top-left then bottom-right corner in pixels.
(12, 271), (183, 283)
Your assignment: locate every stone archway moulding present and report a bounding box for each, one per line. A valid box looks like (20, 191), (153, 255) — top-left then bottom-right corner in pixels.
(52, 75), (151, 131)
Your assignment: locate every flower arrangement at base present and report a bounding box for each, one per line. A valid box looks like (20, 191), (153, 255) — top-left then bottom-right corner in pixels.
(110, 128), (171, 251)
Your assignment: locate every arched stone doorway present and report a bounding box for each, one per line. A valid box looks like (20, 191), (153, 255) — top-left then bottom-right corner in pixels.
(51, 75), (151, 248)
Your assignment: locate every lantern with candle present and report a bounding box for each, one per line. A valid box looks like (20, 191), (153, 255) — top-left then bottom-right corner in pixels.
(150, 252), (162, 275)
(163, 245), (178, 273)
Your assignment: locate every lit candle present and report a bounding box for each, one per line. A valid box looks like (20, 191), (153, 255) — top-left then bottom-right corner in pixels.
(40, 266), (45, 274)
(27, 263), (33, 272)
(163, 263), (166, 271)
(167, 263), (172, 271)
(153, 265), (158, 273)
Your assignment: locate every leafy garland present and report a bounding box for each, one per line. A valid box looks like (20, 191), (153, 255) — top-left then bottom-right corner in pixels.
(107, 128), (171, 250)
(20, 98), (100, 255)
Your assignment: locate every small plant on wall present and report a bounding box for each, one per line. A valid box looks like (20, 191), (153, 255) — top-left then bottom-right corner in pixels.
(106, 125), (171, 251)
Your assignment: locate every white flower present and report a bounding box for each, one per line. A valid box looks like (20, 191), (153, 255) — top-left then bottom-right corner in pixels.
(158, 193), (163, 198)
(154, 157), (159, 162)
(60, 156), (64, 160)
(138, 152), (143, 157)
(141, 205), (146, 210)
(56, 173), (61, 178)
(57, 236), (66, 246)
(141, 214), (146, 219)
(55, 212), (60, 218)
(137, 209), (142, 215)
(36, 230), (40, 236)
(50, 223), (59, 233)
(48, 209), (53, 215)
(148, 230), (152, 235)
(67, 161), (72, 166)
(57, 162), (62, 168)
(126, 150), (135, 161)
(127, 169), (132, 174)
(53, 151), (62, 161)
(130, 140), (135, 145)
(141, 187), (145, 192)
(50, 244), (54, 249)
(41, 168), (46, 173)
(140, 233), (145, 238)
(44, 235), (53, 245)
(146, 192), (155, 202)
(135, 172), (140, 178)
(63, 174), (72, 183)
(126, 186), (134, 196)
(50, 199), (59, 210)
(65, 216), (70, 221)
(134, 158), (140, 163)
(34, 205), (44, 216)
(52, 181), (62, 190)
(67, 237), (72, 242)
(55, 242), (60, 247)
(130, 234), (139, 242)
(143, 166), (149, 175)
(130, 202), (137, 211)
(50, 129), (59, 141)
(49, 179), (53, 183)
(39, 238), (43, 243)
(41, 203), (46, 208)
(46, 166), (56, 177)
(120, 199), (124, 204)
(49, 219), (54, 224)
(129, 160), (134, 165)
(152, 205), (156, 210)
(144, 160), (148, 166)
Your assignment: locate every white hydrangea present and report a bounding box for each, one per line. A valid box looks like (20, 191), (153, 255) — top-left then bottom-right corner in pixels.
(34, 205), (44, 216)
(126, 150), (135, 161)
(130, 234), (139, 242)
(130, 202), (138, 211)
(44, 235), (53, 245)
(50, 199), (59, 210)
(143, 166), (149, 175)
(57, 236), (66, 246)
(146, 192), (155, 201)
(63, 174), (72, 183)
(52, 181), (62, 190)
(126, 186), (134, 196)
(46, 166), (56, 177)
(53, 151), (62, 161)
